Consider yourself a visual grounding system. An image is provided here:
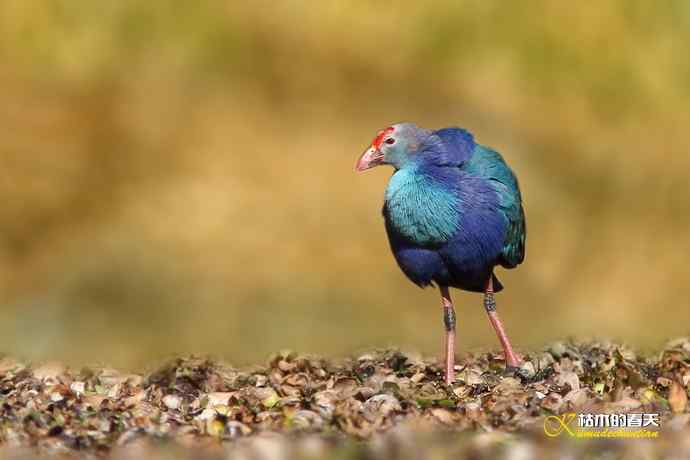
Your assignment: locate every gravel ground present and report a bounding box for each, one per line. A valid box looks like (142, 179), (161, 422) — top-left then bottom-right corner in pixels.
(1, 339), (690, 459)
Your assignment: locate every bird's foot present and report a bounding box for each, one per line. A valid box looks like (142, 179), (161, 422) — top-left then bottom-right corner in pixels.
(501, 351), (525, 375)
(500, 364), (516, 374)
(443, 368), (455, 386)
(503, 350), (523, 369)
(503, 361), (533, 382)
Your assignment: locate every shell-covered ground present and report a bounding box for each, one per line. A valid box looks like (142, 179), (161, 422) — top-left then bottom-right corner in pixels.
(1, 339), (690, 459)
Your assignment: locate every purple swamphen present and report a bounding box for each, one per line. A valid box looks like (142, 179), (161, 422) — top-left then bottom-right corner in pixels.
(355, 123), (526, 384)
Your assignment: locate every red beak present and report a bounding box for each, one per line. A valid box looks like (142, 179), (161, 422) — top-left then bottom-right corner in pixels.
(355, 146), (384, 172)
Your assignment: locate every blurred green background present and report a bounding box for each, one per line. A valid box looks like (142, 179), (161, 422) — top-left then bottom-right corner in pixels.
(1, 1), (689, 369)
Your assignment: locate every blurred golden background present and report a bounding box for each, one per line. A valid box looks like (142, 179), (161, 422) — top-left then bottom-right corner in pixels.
(1, 1), (689, 369)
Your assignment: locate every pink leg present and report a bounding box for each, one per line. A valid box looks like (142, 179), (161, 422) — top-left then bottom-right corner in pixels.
(485, 276), (521, 369)
(439, 286), (456, 384)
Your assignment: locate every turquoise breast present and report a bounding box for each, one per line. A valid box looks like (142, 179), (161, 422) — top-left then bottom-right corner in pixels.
(384, 167), (459, 246)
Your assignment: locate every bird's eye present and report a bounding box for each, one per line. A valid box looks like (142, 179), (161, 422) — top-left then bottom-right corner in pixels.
(385, 138), (395, 144)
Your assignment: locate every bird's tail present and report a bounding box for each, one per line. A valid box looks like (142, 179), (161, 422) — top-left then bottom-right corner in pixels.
(492, 273), (504, 293)
(457, 273), (504, 293)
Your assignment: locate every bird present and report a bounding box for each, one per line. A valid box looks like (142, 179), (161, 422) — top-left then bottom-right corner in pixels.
(355, 123), (526, 385)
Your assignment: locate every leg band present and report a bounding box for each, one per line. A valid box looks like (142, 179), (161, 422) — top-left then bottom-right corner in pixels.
(484, 292), (496, 312)
(443, 307), (456, 331)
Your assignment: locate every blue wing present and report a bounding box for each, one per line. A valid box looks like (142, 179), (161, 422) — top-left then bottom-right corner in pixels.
(420, 129), (526, 270)
(462, 144), (526, 268)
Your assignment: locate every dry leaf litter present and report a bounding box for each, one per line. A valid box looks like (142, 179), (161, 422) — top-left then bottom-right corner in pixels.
(1, 339), (690, 459)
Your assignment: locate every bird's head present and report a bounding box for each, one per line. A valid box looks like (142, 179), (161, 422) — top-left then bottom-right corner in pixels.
(355, 123), (431, 172)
